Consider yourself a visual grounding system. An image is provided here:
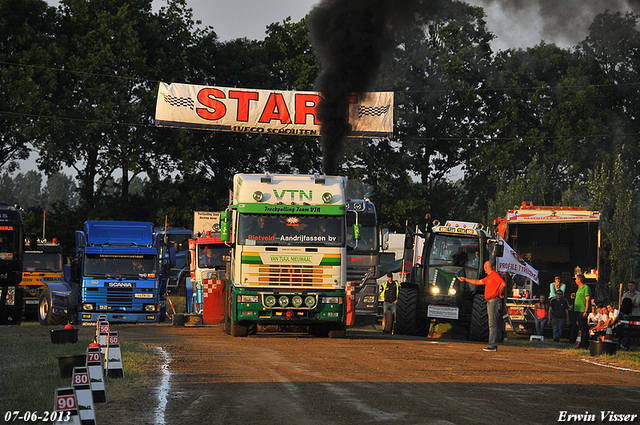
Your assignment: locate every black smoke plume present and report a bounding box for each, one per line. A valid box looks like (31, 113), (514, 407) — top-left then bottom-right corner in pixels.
(307, 0), (442, 175)
(308, 0), (640, 175)
(472, 0), (640, 47)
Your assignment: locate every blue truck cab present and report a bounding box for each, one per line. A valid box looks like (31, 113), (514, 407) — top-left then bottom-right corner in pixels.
(41, 221), (174, 324)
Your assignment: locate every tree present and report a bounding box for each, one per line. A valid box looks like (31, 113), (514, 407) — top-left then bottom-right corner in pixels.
(33, 0), (199, 217)
(343, 1), (494, 229)
(0, 0), (58, 172)
(579, 11), (640, 186)
(44, 172), (77, 210)
(589, 155), (637, 298)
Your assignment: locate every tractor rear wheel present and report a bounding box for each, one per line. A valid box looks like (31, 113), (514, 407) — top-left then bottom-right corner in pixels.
(395, 285), (419, 335)
(469, 294), (489, 341)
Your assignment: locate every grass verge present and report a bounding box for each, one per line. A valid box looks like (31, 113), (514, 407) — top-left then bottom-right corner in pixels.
(0, 322), (155, 417)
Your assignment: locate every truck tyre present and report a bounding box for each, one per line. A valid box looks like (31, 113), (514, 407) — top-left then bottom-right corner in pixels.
(469, 294), (489, 341)
(38, 288), (66, 326)
(395, 285), (419, 335)
(309, 324), (329, 337)
(382, 310), (394, 334)
(231, 321), (249, 337)
(328, 324), (346, 338)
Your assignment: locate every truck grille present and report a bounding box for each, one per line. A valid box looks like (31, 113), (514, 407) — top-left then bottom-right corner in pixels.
(107, 288), (133, 306)
(246, 264), (333, 287)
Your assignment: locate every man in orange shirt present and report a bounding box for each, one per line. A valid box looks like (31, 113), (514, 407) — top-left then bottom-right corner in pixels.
(458, 261), (506, 352)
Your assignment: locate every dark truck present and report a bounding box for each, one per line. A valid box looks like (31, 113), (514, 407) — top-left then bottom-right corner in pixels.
(22, 237), (64, 320)
(345, 199), (390, 324)
(0, 203), (24, 325)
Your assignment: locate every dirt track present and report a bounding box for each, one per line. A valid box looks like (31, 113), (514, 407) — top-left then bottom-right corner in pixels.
(90, 324), (640, 425)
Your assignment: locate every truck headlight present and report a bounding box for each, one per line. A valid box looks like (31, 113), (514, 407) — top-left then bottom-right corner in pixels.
(278, 296), (289, 307)
(363, 295), (376, 303)
(265, 295), (277, 307)
(82, 303), (94, 311)
(240, 295), (259, 303)
(292, 295), (303, 307)
(304, 296), (316, 308)
(448, 288), (457, 296)
(431, 286), (440, 295)
(144, 304), (157, 312)
(322, 296), (340, 304)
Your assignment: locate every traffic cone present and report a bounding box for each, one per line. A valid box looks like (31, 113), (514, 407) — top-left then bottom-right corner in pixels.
(574, 331), (582, 348)
(604, 326), (613, 343)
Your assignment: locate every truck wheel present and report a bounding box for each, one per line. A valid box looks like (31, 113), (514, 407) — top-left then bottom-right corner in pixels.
(395, 285), (418, 335)
(38, 288), (66, 326)
(309, 324), (329, 337)
(328, 324), (346, 338)
(469, 294), (489, 341)
(382, 310), (394, 334)
(231, 321), (249, 337)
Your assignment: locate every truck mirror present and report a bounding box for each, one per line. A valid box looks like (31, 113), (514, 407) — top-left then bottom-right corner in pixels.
(353, 224), (361, 241)
(381, 228), (389, 251)
(70, 258), (81, 282)
(220, 211), (230, 242)
(493, 243), (504, 258)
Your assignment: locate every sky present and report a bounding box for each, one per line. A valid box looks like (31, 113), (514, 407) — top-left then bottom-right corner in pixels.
(46, 0), (637, 50)
(159, 0), (636, 50)
(24, 0), (639, 177)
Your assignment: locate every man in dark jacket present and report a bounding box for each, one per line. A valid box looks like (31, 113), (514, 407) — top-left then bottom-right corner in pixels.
(381, 272), (399, 315)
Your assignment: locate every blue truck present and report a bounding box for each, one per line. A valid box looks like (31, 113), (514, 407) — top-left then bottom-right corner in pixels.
(38, 221), (174, 324)
(154, 226), (194, 294)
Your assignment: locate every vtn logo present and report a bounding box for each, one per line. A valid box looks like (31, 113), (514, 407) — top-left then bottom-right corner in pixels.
(273, 189), (312, 202)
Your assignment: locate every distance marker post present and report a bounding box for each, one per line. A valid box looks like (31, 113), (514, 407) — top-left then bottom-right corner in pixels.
(72, 366), (97, 425)
(54, 387), (81, 425)
(96, 318), (109, 357)
(104, 331), (124, 378)
(86, 346), (106, 403)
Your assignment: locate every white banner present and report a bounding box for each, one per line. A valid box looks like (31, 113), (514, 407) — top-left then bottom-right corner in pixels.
(497, 238), (539, 284)
(155, 82), (393, 138)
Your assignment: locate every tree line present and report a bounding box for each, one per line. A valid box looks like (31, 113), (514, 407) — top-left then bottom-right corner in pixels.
(1, 0), (638, 288)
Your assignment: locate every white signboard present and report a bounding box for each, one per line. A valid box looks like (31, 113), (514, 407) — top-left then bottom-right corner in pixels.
(427, 305), (459, 320)
(194, 211), (221, 236)
(155, 82), (393, 138)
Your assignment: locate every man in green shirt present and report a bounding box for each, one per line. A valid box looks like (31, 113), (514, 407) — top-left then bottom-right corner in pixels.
(574, 273), (591, 349)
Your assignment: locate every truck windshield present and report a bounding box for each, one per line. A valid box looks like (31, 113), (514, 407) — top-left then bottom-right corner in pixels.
(24, 252), (63, 272)
(84, 254), (157, 277)
(0, 228), (15, 258)
(165, 232), (192, 254)
(429, 234), (480, 277)
(238, 214), (344, 247)
(198, 244), (229, 268)
(346, 210), (378, 253)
